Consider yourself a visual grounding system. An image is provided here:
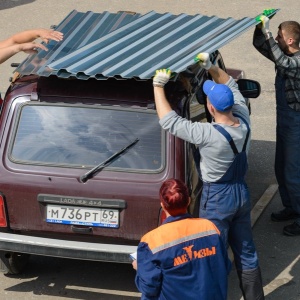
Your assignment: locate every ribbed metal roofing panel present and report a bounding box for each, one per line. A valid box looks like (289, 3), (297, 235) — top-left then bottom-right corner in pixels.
(15, 9), (279, 80)
(16, 10), (142, 77)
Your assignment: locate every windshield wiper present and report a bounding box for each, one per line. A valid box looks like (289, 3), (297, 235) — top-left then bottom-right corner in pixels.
(80, 138), (139, 183)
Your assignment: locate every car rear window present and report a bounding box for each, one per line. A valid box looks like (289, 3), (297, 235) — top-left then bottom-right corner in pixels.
(10, 104), (163, 171)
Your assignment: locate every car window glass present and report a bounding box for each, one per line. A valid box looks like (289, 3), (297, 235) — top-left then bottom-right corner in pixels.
(10, 104), (163, 171)
(189, 95), (206, 123)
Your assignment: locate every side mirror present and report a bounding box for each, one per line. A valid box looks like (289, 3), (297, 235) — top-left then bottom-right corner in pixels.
(237, 79), (261, 98)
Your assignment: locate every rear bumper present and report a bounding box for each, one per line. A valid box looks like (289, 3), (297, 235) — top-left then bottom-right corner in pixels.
(0, 232), (136, 263)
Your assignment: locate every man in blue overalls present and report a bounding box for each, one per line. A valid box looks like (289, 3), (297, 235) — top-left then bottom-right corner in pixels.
(153, 53), (264, 299)
(253, 16), (300, 236)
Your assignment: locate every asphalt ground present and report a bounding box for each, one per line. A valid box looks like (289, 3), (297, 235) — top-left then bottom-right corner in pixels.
(228, 186), (300, 300)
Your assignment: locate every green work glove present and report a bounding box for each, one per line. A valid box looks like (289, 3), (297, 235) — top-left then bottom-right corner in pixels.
(194, 53), (212, 70)
(260, 15), (270, 34)
(153, 69), (172, 87)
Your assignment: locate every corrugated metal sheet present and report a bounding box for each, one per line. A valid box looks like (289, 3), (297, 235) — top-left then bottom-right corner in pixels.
(16, 10), (142, 78)
(16, 9), (279, 80)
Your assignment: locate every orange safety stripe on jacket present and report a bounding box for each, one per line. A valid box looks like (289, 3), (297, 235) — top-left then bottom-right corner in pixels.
(141, 218), (220, 254)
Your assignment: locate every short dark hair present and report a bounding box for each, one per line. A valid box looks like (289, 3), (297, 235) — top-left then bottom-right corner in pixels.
(159, 178), (189, 216)
(279, 21), (300, 43)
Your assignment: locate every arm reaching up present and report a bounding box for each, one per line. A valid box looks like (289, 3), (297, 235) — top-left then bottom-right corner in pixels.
(0, 28), (63, 64)
(0, 42), (48, 64)
(0, 29), (63, 48)
(195, 52), (230, 84)
(153, 69), (173, 119)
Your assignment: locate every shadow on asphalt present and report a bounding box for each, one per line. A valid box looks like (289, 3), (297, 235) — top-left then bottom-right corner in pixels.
(246, 139), (277, 206)
(228, 192), (300, 300)
(0, 0), (35, 10)
(4, 256), (139, 299)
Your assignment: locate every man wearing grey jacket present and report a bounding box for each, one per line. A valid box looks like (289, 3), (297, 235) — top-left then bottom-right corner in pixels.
(153, 53), (264, 300)
(253, 16), (300, 236)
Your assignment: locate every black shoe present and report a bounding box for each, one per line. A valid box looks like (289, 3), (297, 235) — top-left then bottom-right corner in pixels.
(271, 208), (299, 222)
(283, 222), (300, 236)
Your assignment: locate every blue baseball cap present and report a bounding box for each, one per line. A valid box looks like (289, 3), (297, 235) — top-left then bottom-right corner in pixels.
(203, 80), (234, 111)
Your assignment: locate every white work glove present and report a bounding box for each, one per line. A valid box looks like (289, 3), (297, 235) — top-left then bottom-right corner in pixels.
(194, 53), (212, 70)
(153, 69), (171, 87)
(259, 15), (272, 39)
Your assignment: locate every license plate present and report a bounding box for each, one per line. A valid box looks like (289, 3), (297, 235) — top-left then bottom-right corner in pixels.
(46, 204), (119, 228)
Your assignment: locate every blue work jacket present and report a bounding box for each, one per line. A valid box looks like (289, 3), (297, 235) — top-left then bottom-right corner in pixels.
(135, 214), (231, 300)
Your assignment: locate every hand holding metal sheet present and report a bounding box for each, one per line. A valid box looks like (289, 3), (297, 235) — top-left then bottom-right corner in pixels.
(153, 69), (172, 87)
(194, 53), (212, 70)
(259, 15), (270, 34)
(37, 29), (64, 44)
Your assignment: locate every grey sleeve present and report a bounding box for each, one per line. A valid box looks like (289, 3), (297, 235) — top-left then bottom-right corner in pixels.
(252, 27), (275, 62)
(268, 38), (300, 79)
(159, 111), (210, 145)
(253, 28), (300, 79)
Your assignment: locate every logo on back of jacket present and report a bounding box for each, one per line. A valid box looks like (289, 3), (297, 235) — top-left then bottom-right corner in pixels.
(174, 245), (216, 266)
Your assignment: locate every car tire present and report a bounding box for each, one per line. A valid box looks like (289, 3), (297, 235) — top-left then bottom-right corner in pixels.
(0, 252), (30, 275)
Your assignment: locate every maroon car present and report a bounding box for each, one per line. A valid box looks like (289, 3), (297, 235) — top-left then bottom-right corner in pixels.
(0, 50), (260, 274)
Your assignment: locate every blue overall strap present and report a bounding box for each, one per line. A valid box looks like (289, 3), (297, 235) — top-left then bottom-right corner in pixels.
(213, 124), (239, 155)
(234, 114), (250, 152)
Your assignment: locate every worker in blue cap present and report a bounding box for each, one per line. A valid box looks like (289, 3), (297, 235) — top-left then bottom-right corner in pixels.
(152, 54), (265, 300)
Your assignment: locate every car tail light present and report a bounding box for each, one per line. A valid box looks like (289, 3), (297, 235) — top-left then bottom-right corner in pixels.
(0, 196), (7, 227)
(158, 208), (167, 226)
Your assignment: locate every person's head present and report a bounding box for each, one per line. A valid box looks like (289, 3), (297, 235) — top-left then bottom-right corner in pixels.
(276, 21), (300, 53)
(159, 178), (190, 216)
(203, 80), (234, 116)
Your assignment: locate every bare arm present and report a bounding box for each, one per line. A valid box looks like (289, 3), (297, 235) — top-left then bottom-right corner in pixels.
(195, 53), (230, 84)
(0, 28), (63, 64)
(152, 69), (174, 119)
(207, 64), (230, 84)
(154, 86), (173, 120)
(0, 42), (48, 64)
(0, 29), (63, 48)
(0, 44), (23, 64)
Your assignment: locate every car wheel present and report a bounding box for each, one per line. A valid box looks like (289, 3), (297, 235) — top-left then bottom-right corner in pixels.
(0, 252), (30, 275)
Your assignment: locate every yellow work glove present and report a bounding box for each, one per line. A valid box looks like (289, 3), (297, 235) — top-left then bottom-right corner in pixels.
(260, 15), (270, 34)
(194, 53), (212, 70)
(153, 69), (172, 87)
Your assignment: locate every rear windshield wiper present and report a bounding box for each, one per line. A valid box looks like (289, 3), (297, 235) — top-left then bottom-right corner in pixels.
(80, 138), (139, 183)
